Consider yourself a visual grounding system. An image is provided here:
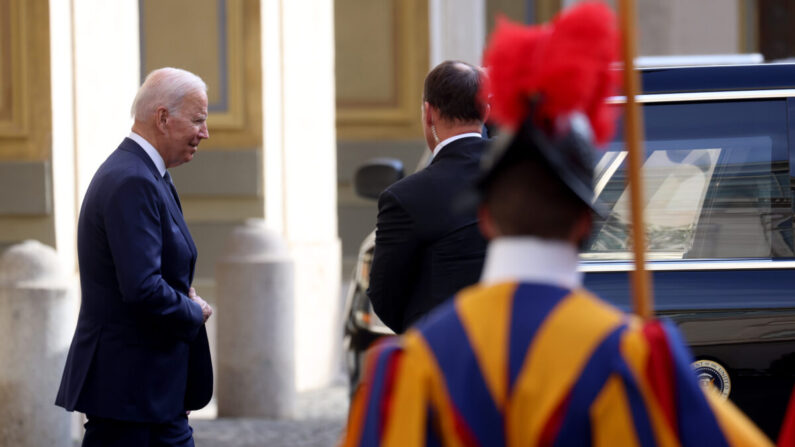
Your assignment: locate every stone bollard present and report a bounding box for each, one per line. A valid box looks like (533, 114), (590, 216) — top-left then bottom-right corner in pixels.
(0, 240), (74, 447)
(215, 219), (295, 418)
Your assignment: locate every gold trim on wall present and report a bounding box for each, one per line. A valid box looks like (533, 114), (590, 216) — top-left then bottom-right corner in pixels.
(206, 0), (245, 130)
(336, 0), (429, 140)
(0, 0), (13, 122)
(140, 0), (262, 150)
(0, 0), (52, 161)
(0, 0), (54, 247)
(205, 0), (262, 150)
(336, 1), (400, 109)
(0, 0), (27, 137)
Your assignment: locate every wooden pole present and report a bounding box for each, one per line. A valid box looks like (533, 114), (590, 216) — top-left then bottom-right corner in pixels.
(617, 0), (654, 319)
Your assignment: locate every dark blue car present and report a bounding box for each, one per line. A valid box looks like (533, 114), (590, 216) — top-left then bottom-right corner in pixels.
(344, 63), (795, 439)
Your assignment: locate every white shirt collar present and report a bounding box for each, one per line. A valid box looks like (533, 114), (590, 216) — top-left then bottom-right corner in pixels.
(429, 132), (482, 162)
(129, 131), (166, 177)
(480, 236), (583, 290)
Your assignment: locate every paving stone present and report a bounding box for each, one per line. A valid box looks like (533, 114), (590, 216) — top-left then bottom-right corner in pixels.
(191, 385), (349, 447)
(71, 385), (350, 447)
(192, 419), (344, 447)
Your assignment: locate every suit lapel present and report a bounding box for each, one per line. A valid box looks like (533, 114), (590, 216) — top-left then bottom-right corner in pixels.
(119, 138), (198, 278)
(159, 178), (198, 257)
(159, 180), (198, 283)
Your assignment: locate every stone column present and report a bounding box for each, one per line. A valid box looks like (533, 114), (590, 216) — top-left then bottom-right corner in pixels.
(429, 0), (487, 66)
(0, 241), (75, 447)
(261, 0), (342, 391)
(216, 220), (295, 418)
(72, 0), (140, 202)
(49, 0), (77, 276)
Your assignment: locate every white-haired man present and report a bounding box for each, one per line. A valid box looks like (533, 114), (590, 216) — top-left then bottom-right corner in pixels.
(56, 67), (213, 446)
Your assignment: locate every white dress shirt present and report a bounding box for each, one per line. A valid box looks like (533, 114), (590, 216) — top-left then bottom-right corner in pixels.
(429, 132), (483, 163)
(479, 236), (583, 290)
(129, 131), (166, 177)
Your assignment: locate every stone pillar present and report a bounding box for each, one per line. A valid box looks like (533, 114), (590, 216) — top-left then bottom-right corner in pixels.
(0, 241), (75, 447)
(429, 0), (487, 66)
(49, 0), (77, 276)
(261, 0), (342, 391)
(215, 219), (295, 418)
(72, 0), (140, 202)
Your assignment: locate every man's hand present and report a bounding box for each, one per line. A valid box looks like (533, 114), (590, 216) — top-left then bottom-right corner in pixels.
(189, 287), (213, 323)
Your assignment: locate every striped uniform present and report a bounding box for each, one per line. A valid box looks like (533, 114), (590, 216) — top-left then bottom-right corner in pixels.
(342, 282), (771, 446)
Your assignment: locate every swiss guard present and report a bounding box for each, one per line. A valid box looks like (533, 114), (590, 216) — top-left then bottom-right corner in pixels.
(340, 2), (771, 446)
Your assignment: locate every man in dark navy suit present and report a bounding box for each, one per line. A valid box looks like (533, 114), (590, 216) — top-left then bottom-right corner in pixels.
(56, 67), (213, 446)
(368, 60), (490, 333)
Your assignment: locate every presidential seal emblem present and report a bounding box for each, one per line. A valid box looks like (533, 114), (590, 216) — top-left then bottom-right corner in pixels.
(692, 359), (731, 399)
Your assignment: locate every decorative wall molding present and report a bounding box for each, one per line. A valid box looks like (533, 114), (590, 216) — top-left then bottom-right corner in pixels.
(0, 0), (51, 161)
(335, 0), (429, 139)
(0, 0), (25, 136)
(139, 0), (262, 147)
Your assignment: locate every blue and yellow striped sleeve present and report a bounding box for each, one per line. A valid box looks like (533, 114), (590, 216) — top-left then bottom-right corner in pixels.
(341, 337), (406, 447)
(611, 315), (771, 447)
(341, 283), (772, 447)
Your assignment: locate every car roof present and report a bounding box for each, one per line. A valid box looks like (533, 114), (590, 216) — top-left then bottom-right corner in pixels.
(640, 63), (795, 94)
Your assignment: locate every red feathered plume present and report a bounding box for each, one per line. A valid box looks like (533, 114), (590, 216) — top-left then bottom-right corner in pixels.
(481, 2), (620, 145)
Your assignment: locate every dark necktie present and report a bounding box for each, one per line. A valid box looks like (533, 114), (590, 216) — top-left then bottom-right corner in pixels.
(163, 171), (183, 212)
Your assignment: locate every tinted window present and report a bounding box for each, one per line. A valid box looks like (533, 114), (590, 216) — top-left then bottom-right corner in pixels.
(582, 99), (794, 261)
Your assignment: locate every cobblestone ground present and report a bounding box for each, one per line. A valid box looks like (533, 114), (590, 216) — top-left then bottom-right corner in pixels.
(71, 385), (350, 447)
(191, 384), (349, 447)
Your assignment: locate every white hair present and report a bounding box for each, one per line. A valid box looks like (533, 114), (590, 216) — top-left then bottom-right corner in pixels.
(130, 67), (207, 120)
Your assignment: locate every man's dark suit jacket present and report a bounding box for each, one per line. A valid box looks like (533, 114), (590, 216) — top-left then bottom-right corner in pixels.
(368, 136), (488, 333)
(55, 138), (212, 423)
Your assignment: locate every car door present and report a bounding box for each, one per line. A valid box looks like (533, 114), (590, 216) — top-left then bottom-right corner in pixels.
(582, 94), (795, 438)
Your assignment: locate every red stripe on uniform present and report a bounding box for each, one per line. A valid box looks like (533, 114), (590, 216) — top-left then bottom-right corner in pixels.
(343, 338), (392, 447)
(450, 403), (482, 447)
(378, 350), (403, 441)
(642, 321), (678, 437)
(778, 386), (795, 446)
(538, 394), (571, 446)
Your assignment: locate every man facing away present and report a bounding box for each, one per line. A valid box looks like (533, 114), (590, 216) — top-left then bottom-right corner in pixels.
(368, 60), (490, 333)
(56, 67), (214, 447)
(342, 3), (771, 446)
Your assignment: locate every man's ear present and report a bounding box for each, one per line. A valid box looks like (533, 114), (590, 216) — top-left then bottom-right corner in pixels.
(481, 103), (491, 124)
(423, 101), (434, 127)
(155, 106), (169, 133)
(477, 203), (499, 240)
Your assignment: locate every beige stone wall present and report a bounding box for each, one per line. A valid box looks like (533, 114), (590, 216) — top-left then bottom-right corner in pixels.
(487, 0), (526, 36)
(638, 0), (742, 55)
(141, 0), (263, 149)
(140, 0), (265, 282)
(571, 0), (745, 56)
(335, 0), (429, 140)
(0, 0), (51, 161)
(0, 0), (55, 249)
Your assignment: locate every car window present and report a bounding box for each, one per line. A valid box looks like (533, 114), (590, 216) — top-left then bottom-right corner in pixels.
(582, 99), (794, 261)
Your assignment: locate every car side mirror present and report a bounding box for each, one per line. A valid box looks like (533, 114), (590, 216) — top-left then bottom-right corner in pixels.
(354, 158), (404, 200)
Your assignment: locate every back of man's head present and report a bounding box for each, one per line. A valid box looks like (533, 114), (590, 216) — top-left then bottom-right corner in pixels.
(483, 155), (590, 239)
(423, 61), (486, 124)
(131, 67), (207, 122)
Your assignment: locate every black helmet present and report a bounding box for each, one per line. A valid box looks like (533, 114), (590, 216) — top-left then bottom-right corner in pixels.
(477, 110), (608, 218)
